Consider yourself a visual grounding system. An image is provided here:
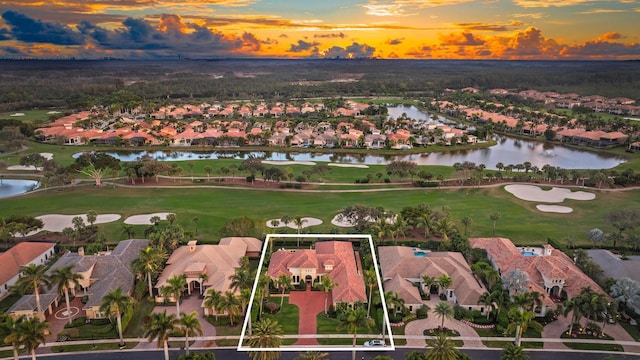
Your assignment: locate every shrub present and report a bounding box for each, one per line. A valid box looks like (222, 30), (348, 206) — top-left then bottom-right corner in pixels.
(453, 305), (468, 320)
(178, 353), (216, 360)
(497, 311), (509, 328)
(264, 301), (278, 314)
(384, 178), (391, 183)
(416, 305), (430, 319)
(294, 183), (302, 189)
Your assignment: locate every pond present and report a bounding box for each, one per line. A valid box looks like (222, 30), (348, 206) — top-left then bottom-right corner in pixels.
(72, 105), (627, 170)
(0, 179), (40, 199)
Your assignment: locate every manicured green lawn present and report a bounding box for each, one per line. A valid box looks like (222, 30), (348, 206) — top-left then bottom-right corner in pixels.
(619, 321), (640, 341)
(0, 109), (63, 123)
(123, 298), (155, 338)
(263, 297), (299, 335)
(51, 342), (137, 352)
(3, 180), (639, 246)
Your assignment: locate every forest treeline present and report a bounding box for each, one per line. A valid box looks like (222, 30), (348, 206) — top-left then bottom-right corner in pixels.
(1, 59), (639, 111)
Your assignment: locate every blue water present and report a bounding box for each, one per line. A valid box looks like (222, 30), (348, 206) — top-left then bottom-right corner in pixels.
(414, 251), (427, 258)
(0, 179), (40, 199)
(521, 251), (537, 257)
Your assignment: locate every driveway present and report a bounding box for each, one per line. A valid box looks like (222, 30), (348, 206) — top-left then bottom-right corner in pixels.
(288, 286), (326, 346)
(404, 298), (485, 348)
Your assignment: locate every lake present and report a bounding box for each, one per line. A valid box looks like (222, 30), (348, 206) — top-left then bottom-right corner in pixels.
(0, 179), (40, 199)
(73, 105), (627, 170)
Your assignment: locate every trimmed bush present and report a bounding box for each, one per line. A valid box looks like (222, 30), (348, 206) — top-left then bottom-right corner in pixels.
(416, 305), (430, 319)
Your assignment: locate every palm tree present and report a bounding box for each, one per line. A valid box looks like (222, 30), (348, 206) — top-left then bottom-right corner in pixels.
(337, 308), (374, 360)
(561, 295), (584, 335)
(422, 275), (436, 297)
(256, 274), (271, 320)
(293, 216), (307, 247)
(16, 317), (48, 360)
(434, 217), (455, 241)
(371, 218), (391, 244)
(275, 274), (293, 308)
(437, 274), (452, 297)
(162, 274), (187, 318)
(247, 318), (283, 360)
(144, 310), (179, 360)
(425, 332), (460, 360)
(417, 213), (434, 240)
(100, 287), (133, 346)
(500, 343), (529, 360)
(490, 212), (501, 236)
(434, 301), (454, 329)
(364, 268), (377, 317)
(315, 275), (338, 314)
(218, 291), (242, 326)
(295, 351), (330, 360)
(192, 217), (199, 236)
(506, 308), (543, 346)
(178, 311), (203, 355)
(1, 315), (23, 360)
(230, 267), (253, 292)
(460, 216), (473, 235)
(49, 265), (82, 325)
(133, 246), (167, 297)
(16, 264), (50, 321)
(204, 289), (223, 320)
(121, 224), (136, 239)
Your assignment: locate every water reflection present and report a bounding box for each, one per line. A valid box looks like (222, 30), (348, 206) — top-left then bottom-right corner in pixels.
(0, 179), (40, 199)
(71, 105), (627, 170)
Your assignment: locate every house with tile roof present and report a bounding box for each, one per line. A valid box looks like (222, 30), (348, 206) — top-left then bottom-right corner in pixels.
(0, 242), (56, 300)
(267, 241), (367, 306)
(7, 239), (148, 320)
(469, 237), (606, 315)
(378, 246), (488, 314)
(153, 238), (261, 315)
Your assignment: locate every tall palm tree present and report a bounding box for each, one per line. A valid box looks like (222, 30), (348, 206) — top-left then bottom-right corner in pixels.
(275, 274), (293, 308)
(49, 265), (82, 325)
(1, 314), (23, 360)
(460, 216), (473, 236)
(418, 213), (435, 240)
(434, 217), (456, 241)
(337, 308), (374, 360)
(256, 274), (271, 320)
(133, 246), (167, 297)
(490, 211), (501, 236)
(561, 296), (584, 335)
(293, 216), (307, 247)
(239, 288), (254, 335)
(437, 274), (452, 297)
(204, 289), (223, 320)
(218, 291), (242, 326)
(247, 318), (283, 360)
(425, 332), (460, 360)
(144, 311), (178, 360)
(230, 267), (253, 292)
(178, 311), (203, 355)
(500, 343), (529, 360)
(16, 264), (50, 321)
(506, 308), (543, 346)
(364, 268), (377, 317)
(434, 301), (454, 329)
(315, 275), (338, 314)
(162, 274), (187, 318)
(100, 287), (133, 346)
(16, 317), (48, 360)
(422, 275), (436, 297)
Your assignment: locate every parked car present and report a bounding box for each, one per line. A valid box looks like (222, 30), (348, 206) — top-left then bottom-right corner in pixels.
(363, 340), (385, 347)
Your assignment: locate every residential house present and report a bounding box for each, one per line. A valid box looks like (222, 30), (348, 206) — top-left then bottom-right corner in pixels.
(153, 238), (262, 314)
(0, 242), (56, 300)
(8, 239), (148, 320)
(378, 246), (488, 314)
(469, 237), (606, 315)
(267, 241), (367, 306)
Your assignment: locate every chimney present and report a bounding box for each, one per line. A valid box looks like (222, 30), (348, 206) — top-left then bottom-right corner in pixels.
(78, 247), (85, 257)
(188, 240), (197, 254)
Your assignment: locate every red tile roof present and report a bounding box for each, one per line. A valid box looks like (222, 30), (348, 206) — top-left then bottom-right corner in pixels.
(0, 242), (55, 285)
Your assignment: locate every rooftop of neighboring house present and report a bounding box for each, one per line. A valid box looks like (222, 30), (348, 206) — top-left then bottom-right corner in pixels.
(378, 246), (486, 305)
(0, 242), (56, 285)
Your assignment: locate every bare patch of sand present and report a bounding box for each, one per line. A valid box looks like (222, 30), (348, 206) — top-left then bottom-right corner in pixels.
(536, 205), (574, 213)
(266, 217), (323, 229)
(7, 165), (42, 171)
(124, 212), (175, 225)
(505, 184), (595, 203)
(40, 153), (53, 160)
(20, 213), (122, 236)
(329, 163), (369, 169)
(262, 160), (316, 166)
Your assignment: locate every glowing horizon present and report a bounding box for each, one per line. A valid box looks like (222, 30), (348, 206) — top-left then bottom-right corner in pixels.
(0, 0), (638, 60)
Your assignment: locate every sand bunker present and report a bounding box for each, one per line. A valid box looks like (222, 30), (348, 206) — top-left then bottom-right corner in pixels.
(329, 163), (369, 169)
(505, 184), (595, 203)
(266, 217), (323, 229)
(5, 153), (53, 171)
(536, 205), (574, 213)
(20, 213), (122, 236)
(262, 160), (316, 166)
(124, 212), (175, 225)
(330, 214), (395, 228)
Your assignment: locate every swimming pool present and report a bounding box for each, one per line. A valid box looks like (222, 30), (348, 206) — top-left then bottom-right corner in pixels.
(521, 251), (537, 256)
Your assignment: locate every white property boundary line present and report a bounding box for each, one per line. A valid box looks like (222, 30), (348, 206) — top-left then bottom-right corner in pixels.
(237, 233), (395, 353)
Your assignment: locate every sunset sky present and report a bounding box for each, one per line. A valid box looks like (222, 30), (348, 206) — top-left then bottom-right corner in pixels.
(0, 0), (639, 60)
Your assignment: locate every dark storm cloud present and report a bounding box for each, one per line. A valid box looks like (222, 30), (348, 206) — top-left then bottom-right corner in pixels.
(320, 42), (376, 58)
(1, 10), (85, 45)
(289, 39), (320, 52)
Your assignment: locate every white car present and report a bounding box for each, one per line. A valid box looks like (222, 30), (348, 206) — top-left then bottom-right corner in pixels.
(363, 340), (385, 347)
